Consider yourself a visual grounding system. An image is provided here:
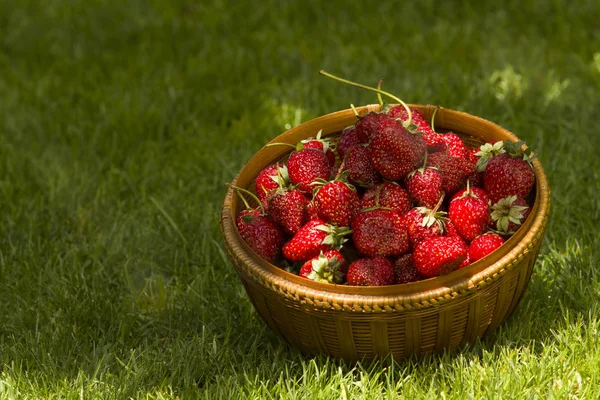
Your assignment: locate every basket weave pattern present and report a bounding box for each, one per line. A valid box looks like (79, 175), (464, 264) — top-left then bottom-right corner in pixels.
(221, 105), (550, 360)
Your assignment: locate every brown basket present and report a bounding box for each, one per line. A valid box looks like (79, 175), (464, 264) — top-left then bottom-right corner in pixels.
(220, 104), (550, 361)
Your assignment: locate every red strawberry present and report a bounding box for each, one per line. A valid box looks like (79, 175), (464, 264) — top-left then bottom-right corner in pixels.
(306, 200), (320, 221)
(387, 105), (446, 153)
(413, 236), (467, 277)
(236, 208), (261, 238)
(465, 147), (480, 165)
(341, 145), (381, 188)
(237, 212), (284, 263)
(445, 219), (461, 238)
(489, 195), (531, 234)
(255, 163), (289, 204)
(458, 254), (471, 269)
(440, 132), (467, 159)
(346, 257), (396, 286)
(351, 209), (409, 257)
(355, 112), (391, 142)
(451, 186), (490, 206)
(282, 220), (351, 262)
(287, 148), (332, 193)
(427, 151), (475, 196)
(465, 147), (484, 187)
(448, 184), (490, 241)
(394, 253), (424, 284)
(301, 130), (336, 167)
(299, 250), (347, 284)
(387, 105), (426, 121)
(405, 154), (444, 209)
(337, 125), (361, 159)
(228, 185), (285, 263)
(312, 178), (360, 227)
(368, 121), (427, 180)
(468, 232), (505, 262)
(267, 188), (309, 235)
(360, 182), (411, 215)
(402, 197), (448, 250)
(480, 140), (536, 204)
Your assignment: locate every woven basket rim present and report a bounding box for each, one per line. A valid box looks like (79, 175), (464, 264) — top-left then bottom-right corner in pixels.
(220, 104), (550, 312)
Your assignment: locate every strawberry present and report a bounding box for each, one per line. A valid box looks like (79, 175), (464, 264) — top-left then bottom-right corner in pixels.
(301, 130), (336, 167)
(267, 188), (309, 235)
(440, 132), (467, 159)
(255, 163), (289, 204)
(368, 121), (427, 180)
(451, 185), (490, 206)
(405, 154), (444, 209)
(299, 250), (347, 284)
(468, 232), (505, 262)
(287, 148), (332, 193)
(387, 106), (446, 153)
(465, 146), (480, 165)
(426, 151), (475, 196)
(401, 197), (448, 250)
(480, 140), (536, 204)
(355, 112), (391, 142)
(340, 144), (381, 188)
(346, 257), (396, 286)
(351, 209), (409, 257)
(360, 181), (411, 215)
(237, 212), (284, 263)
(312, 177), (360, 227)
(306, 200), (320, 221)
(458, 254), (471, 269)
(413, 236), (467, 277)
(228, 185), (284, 263)
(489, 195), (530, 234)
(337, 125), (362, 159)
(394, 253), (424, 284)
(448, 183), (490, 241)
(445, 219), (461, 238)
(465, 147), (484, 187)
(282, 219), (351, 262)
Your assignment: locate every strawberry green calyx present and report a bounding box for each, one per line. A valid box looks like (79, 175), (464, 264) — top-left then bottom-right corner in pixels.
(315, 224), (352, 249)
(475, 141), (506, 172)
(503, 140), (536, 164)
(490, 195), (529, 233)
(306, 252), (345, 283)
(417, 195), (448, 230)
(269, 164), (290, 189)
(310, 170), (355, 195)
(319, 70), (414, 128)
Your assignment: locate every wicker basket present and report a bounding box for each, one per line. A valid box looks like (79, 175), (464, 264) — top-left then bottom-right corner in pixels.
(220, 104), (550, 361)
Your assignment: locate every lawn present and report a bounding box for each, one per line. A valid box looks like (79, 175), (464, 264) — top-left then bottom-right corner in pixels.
(1, 0), (599, 398)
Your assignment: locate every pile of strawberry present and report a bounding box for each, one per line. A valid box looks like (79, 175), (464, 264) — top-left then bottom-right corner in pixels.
(230, 73), (536, 286)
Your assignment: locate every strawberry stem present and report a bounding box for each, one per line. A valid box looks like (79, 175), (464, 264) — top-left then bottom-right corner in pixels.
(374, 183), (384, 208)
(432, 193), (445, 214)
(376, 78), (384, 107)
(350, 103), (360, 118)
(431, 105), (440, 133)
(225, 183), (265, 214)
(265, 142), (297, 149)
(319, 70), (413, 127)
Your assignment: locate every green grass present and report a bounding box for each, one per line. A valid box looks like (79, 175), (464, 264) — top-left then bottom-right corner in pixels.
(0, 0), (599, 398)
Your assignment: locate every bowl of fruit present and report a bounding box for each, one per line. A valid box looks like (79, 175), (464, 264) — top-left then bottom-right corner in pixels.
(220, 71), (550, 361)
